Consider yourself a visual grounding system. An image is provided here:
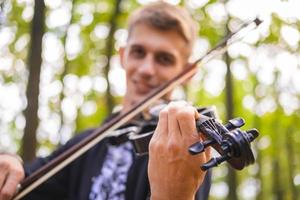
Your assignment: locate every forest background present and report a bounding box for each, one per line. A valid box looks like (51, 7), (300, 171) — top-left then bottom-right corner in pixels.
(0, 0), (299, 199)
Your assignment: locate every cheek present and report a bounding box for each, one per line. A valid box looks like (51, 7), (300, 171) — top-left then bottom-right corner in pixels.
(124, 59), (140, 74)
(158, 66), (183, 81)
(124, 63), (137, 77)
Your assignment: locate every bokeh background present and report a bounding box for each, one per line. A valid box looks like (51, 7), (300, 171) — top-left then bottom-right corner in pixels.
(0, 0), (300, 199)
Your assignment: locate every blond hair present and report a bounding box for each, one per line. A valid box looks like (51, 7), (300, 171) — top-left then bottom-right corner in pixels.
(127, 2), (198, 57)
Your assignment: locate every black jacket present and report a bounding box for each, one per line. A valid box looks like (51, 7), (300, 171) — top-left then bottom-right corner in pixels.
(23, 128), (211, 200)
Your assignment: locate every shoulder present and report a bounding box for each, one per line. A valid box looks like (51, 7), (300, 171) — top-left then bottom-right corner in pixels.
(63, 128), (96, 147)
(63, 111), (120, 147)
(23, 128), (106, 176)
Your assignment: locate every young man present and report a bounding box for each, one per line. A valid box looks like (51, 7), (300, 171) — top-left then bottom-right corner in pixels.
(0, 2), (211, 200)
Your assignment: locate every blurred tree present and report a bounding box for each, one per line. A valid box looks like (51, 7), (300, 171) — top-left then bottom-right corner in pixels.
(222, 10), (238, 199)
(286, 125), (297, 199)
(21, 0), (45, 162)
(224, 50), (238, 200)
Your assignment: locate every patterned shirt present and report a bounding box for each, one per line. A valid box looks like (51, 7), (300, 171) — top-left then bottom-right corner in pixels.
(89, 141), (134, 200)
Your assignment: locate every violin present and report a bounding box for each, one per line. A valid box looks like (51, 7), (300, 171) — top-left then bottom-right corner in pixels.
(129, 106), (259, 171)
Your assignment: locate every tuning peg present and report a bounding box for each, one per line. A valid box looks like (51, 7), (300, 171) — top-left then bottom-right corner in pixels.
(201, 154), (231, 171)
(189, 139), (215, 155)
(245, 129), (259, 142)
(225, 118), (245, 130)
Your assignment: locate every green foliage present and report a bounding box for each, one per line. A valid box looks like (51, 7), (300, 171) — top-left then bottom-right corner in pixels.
(263, 14), (281, 44)
(76, 95), (109, 132)
(1, 0), (300, 199)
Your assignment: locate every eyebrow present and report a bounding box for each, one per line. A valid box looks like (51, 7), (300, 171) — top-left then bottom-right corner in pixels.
(129, 43), (179, 61)
(129, 44), (143, 49)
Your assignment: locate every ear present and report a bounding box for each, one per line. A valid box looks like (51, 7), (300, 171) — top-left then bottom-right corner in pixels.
(119, 47), (125, 69)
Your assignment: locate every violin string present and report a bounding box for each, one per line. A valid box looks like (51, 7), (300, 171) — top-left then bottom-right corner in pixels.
(203, 120), (218, 137)
(202, 121), (212, 130)
(211, 119), (219, 133)
(210, 119), (223, 138)
(215, 121), (222, 135)
(207, 119), (217, 133)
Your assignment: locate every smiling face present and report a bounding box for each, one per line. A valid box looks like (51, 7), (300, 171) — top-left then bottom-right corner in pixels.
(120, 24), (189, 112)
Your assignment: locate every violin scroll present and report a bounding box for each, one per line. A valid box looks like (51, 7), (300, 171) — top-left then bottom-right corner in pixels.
(129, 106), (259, 171)
(189, 115), (259, 170)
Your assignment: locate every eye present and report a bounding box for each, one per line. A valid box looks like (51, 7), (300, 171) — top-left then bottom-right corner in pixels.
(156, 53), (175, 66)
(130, 46), (145, 58)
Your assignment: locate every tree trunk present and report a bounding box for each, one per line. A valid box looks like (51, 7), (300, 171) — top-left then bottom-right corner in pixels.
(272, 158), (283, 200)
(253, 117), (263, 200)
(286, 127), (297, 199)
(252, 96), (263, 200)
(224, 51), (238, 200)
(21, 0), (45, 162)
(271, 72), (283, 200)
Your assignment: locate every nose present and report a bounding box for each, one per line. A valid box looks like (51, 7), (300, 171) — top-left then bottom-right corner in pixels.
(138, 55), (155, 77)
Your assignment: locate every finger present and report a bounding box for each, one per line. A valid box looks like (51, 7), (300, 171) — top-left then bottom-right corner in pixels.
(194, 109), (200, 120)
(198, 125), (211, 161)
(152, 106), (169, 140)
(204, 146), (211, 162)
(176, 106), (198, 142)
(0, 174), (18, 200)
(197, 127), (211, 162)
(0, 164), (8, 190)
(167, 101), (189, 138)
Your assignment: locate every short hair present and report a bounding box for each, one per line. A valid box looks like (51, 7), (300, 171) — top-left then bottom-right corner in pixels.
(127, 2), (198, 58)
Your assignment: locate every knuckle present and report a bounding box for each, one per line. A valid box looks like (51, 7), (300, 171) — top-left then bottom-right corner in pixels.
(14, 168), (25, 180)
(166, 141), (180, 153)
(165, 103), (195, 119)
(167, 104), (178, 114)
(1, 188), (13, 199)
(177, 108), (194, 120)
(149, 139), (157, 153)
(158, 109), (168, 118)
(149, 139), (163, 153)
(148, 139), (156, 153)
(0, 162), (9, 171)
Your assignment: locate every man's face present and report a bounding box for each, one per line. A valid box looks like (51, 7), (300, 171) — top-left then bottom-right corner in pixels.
(120, 24), (188, 110)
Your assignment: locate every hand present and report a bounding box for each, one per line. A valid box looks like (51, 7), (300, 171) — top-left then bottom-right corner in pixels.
(0, 154), (25, 200)
(148, 101), (211, 200)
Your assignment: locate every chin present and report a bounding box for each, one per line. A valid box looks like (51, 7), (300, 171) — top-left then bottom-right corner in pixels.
(131, 96), (144, 105)
(129, 94), (147, 105)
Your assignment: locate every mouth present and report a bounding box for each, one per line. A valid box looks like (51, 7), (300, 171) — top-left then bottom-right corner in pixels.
(133, 80), (157, 95)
